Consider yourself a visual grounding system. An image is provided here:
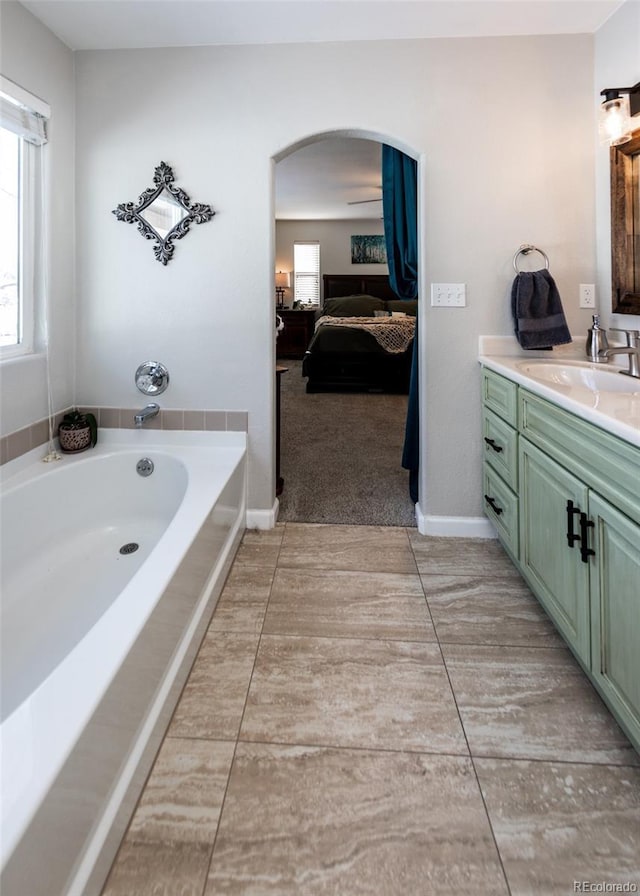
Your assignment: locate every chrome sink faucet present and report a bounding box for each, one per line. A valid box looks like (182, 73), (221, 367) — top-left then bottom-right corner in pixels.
(601, 328), (640, 379)
(134, 403), (160, 426)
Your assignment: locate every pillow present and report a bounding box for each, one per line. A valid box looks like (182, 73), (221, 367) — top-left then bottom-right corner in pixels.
(385, 299), (418, 316)
(390, 311), (408, 318)
(373, 309), (391, 317)
(322, 295), (386, 317)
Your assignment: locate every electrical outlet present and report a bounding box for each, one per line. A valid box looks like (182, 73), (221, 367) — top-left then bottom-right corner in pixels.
(431, 283), (466, 307)
(579, 283), (596, 309)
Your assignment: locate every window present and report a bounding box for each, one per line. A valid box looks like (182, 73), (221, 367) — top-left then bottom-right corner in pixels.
(293, 241), (320, 305)
(0, 77), (49, 358)
(0, 128), (20, 348)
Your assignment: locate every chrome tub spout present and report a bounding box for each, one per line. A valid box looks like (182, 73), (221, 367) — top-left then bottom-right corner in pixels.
(134, 403), (160, 427)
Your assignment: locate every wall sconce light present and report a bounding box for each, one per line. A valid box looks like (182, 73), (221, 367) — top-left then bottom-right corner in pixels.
(599, 81), (640, 146)
(275, 270), (290, 308)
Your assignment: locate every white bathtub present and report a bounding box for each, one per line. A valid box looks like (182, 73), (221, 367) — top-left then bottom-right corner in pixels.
(0, 428), (246, 896)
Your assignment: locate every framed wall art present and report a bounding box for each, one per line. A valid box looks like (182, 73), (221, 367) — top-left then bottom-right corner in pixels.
(350, 234), (387, 265)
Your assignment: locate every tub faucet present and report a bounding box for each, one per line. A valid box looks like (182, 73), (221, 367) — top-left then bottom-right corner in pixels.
(600, 328), (640, 379)
(135, 403), (160, 426)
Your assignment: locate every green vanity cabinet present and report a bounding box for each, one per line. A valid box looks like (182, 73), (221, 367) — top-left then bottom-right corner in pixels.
(519, 438), (591, 664)
(481, 369), (519, 559)
(589, 493), (640, 747)
(481, 366), (640, 753)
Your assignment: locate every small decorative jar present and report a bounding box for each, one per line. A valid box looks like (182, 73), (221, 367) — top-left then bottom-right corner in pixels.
(58, 411), (98, 453)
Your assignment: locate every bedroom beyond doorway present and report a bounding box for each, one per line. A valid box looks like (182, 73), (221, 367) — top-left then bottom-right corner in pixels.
(276, 360), (416, 527)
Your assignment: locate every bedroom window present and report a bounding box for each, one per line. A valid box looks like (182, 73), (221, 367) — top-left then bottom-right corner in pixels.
(293, 241), (320, 305)
(0, 77), (48, 359)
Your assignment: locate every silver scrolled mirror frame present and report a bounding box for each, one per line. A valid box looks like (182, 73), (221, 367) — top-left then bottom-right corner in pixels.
(112, 161), (215, 265)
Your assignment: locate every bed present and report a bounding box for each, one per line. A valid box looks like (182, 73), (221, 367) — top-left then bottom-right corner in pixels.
(301, 274), (417, 393)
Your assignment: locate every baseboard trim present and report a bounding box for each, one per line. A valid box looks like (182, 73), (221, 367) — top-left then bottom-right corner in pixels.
(415, 504), (496, 538)
(246, 501), (279, 530)
(247, 503), (496, 537)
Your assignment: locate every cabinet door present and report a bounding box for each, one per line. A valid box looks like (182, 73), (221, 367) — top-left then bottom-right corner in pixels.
(519, 438), (590, 664)
(589, 493), (640, 747)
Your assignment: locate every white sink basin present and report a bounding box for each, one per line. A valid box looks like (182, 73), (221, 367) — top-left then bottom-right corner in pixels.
(516, 361), (640, 394)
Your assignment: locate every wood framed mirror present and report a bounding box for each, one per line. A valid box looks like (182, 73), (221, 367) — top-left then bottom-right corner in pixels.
(611, 129), (640, 314)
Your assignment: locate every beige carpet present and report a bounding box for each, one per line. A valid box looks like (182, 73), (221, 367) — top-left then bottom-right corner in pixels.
(277, 360), (416, 526)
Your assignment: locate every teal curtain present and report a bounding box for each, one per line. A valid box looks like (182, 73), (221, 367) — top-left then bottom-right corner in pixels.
(382, 145), (419, 502)
(382, 146), (418, 298)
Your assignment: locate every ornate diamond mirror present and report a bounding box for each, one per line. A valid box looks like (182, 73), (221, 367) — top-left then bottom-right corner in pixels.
(112, 161), (215, 265)
(611, 129), (640, 314)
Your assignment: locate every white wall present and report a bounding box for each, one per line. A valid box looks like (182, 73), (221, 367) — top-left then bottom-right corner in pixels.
(2, 6), (632, 525)
(276, 218), (387, 305)
(0, 1), (75, 436)
(73, 34), (596, 519)
(595, 0), (640, 333)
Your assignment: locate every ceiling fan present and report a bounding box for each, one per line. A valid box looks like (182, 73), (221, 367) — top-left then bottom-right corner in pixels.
(347, 186), (382, 206)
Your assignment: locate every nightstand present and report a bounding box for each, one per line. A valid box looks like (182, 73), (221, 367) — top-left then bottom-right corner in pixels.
(276, 308), (317, 359)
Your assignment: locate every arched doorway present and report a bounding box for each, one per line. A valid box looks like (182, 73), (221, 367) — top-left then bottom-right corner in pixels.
(272, 130), (424, 526)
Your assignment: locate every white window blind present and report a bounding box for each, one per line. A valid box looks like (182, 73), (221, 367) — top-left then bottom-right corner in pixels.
(0, 77), (49, 356)
(0, 77), (49, 145)
(294, 241), (320, 305)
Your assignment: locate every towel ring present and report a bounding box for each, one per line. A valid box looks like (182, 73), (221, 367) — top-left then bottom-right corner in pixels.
(512, 244), (550, 273)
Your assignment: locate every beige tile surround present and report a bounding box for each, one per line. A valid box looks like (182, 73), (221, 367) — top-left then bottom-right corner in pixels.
(102, 524), (640, 896)
(0, 407), (248, 465)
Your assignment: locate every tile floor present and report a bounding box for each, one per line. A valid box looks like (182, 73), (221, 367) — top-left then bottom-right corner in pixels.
(102, 524), (640, 896)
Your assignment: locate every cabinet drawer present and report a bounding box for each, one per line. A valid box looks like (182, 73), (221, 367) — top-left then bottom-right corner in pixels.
(482, 408), (518, 490)
(519, 389), (640, 524)
(482, 368), (518, 426)
(483, 463), (519, 559)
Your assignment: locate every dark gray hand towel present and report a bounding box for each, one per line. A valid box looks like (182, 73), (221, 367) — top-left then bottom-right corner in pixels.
(511, 269), (572, 350)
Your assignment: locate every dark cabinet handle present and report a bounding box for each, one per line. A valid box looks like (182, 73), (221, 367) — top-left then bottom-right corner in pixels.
(579, 513), (595, 563)
(484, 437), (503, 453)
(484, 494), (503, 515)
(566, 500), (581, 548)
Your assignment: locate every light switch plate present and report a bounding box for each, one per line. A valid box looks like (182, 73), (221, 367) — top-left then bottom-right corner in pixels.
(431, 283), (466, 307)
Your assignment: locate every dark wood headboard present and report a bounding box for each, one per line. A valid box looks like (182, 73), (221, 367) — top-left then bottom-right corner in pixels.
(323, 274), (398, 303)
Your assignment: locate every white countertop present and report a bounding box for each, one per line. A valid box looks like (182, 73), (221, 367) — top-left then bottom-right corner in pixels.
(479, 336), (640, 448)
